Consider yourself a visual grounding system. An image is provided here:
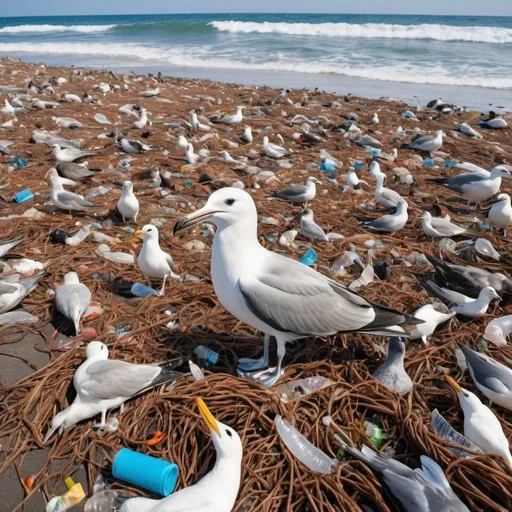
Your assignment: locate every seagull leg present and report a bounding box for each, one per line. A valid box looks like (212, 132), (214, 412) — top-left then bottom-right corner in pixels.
(159, 275), (167, 296)
(237, 339), (285, 387)
(237, 334), (270, 371)
(93, 410), (107, 429)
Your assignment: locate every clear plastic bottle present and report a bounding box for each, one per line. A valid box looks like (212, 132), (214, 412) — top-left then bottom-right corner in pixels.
(131, 282), (160, 298)
(84, 491), (124, 512)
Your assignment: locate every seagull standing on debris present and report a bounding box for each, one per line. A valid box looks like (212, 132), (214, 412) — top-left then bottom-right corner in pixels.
(362, 200), (408, 234)
(44, 341), (183, 442)
(445, 375), (512, 467)
(51, 144), (96, 163)
(263, 136), (291, 159)
(239, 126), (253, 144)
(372, 337), (412, 393)
(488, 193), (512, 237)
(133, 225), (178, 295)
(174, 188), (420, 386)
(186, 143), (199, 165)
(460, 345), (512, 412)
(408, 304), (455, 344)
(402, 130), (444, 153)
(300, 209), (329, 242)
(420, 212), (467, 237)
(375, 173), (403, 208)
(425, 282), (499, 318)
(46, 169), (95, 211)
(268, 176), (320, 206)
(131, 107), (148, 129)
(121, 138), (150, 154)
(117, 181), (139, 223)
(55, 271), (91, 336)
(119, 398), (242, 512)
(211, 105), (244, 124)
(177, 134), (189, 153)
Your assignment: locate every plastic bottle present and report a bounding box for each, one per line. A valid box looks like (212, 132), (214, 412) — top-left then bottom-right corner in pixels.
(112, 448), (178, 496)
(274, 415), (337, 474)
(194, 345), (219, 367)
(0, 310), (38, 325)
(102, 252), (135, 264)
(85, 186), (110, 200)
(46, 478), (85, 512)
(14, 189), (34, 203)
(66, 225), (91, 246)
(84, 490), (124, 512)
(475, 238), (500, 260)
(131, 282), (160, 298)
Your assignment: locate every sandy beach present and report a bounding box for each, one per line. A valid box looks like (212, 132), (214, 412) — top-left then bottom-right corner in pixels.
(1, 56), (512, 511)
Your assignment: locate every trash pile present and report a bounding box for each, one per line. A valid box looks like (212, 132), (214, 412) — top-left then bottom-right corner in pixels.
(0, 57), (512, 511)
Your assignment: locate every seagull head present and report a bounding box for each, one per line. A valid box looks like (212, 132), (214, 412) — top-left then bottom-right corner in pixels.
(44, 168), (59, 181)
(86, 341), (109, 360)
(263, 136), (269, 145)
(306, 176), (322, 185)
(196, 398), (242, 460)
(44, 409), (70, 443)
(479, 286), (500, 302)
(63, 271), (80, 285)
(173, 187), (257, 235)
(490, 167), (512, 179)
(301, 208), (314, 219)
(445, 375), (482, 412)
(122, 180), (133, 193)
(50, 144), (61, 155)
(387, 337), (406, 359)
(133, 224), (159, 242)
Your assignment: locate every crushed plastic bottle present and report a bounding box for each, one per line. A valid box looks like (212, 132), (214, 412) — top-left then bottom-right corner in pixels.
(475, 238), (500, 260)
(0, 310), (38, 325)
(300, 248), (317, 266)
(279, 230), (298, 247)
(131, 282), (160, 298)
(8, 156), (27, 169)
(194, 345), (219, 367)
(102, 252), (134, 264)
(274, 415), (338, 474)
(46, 478), (85, 512)
(84, 490), (125, 512)
(438, 238), (456, 253)
(66, 225), (91, 246)
(277, 376), (333, 399)
(85, 186), (110, 200)
(444, 159), (457, 167)
(349, 264), (375, 291)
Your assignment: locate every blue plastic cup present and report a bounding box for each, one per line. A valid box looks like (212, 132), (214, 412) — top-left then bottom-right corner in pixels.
(113, 448), (178, 496)
(14, 189), (34, 203)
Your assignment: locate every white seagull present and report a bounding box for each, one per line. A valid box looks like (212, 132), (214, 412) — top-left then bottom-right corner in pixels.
(408, 304), (455, 344)
(0, 273), (44, 314)
(119, 398), (242, 512)
(44, 341), (184, 442)
(45, 169), (95, 211)
(263, 136), (291, 159)
(488, 193), (512, 237)
(173, 188), (420, 386)
(420, 212), (467, 237)
(117, 181), (139, 223)
(211, 105), (244, 125)
(51, 144), (96, 163)
(445, 375), (512, 467)
(300, 209), (329, 242)
(55, 271), (91, 336)
(177, 134), (189, 153)
(375, 173), (403, 209)
(402, 130), (444, 152)
(268, 176), (320, 206)
(362, 200), (408, 234)
(131, 107), (148, 129)
(133, 225), (178, 295)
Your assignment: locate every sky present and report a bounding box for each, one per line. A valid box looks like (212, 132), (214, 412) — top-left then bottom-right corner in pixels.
(3, 0), (512, 17)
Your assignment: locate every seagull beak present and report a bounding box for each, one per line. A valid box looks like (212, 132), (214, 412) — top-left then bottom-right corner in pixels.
(173, 207), (220, 235)
(196, 397), (221, 437)
(44, 171), (50, 180)
(445, 375), (462, 393)
(43, 426), (57, 444)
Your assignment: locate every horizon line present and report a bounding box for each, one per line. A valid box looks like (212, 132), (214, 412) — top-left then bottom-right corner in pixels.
(2, 12), (512, 18)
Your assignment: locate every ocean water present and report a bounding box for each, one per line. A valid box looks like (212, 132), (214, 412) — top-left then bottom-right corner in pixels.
(1, 13), (511, 109)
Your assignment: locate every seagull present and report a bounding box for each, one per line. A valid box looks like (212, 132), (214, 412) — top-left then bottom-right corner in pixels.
(177, 134), (188, 153)
(420, 212), (467, 237)
(362, 200), (408, 234)
(268, 177), (320, 206)
(140, 87), (160, 98)
(173, 188), (421, 386)
(458, 123), (482, 139)
(369, 159), (381, 178)
(408, 304), (455, 344)
(51, 144), (96, 163)
(263, 136), (291, 159)
(121, 138), (150, 154)
(61, 93), (82, 103)
(484, 315), (512, 347)
(0, 273), (44, 314)
(424, 281), (499, 317)
(375, 174), (403, 209)
(133, 225), (178, 295)
(53, 116), (85, 129)
(402, 130), (444, 152)
(210, 105), (244, 125)
(55, 271), (91, 336)
(367, 112), (379, 125)
(335, 439), (469, 512)
(44, 341), (184, 442)
(429, 167), (512, 208)
(372, 337), (412, 393)
(460, 344), (512, 412)
(300, 209), (329, 242)
(0, 140), (14, 154)
(186, 143), (199, 165)
(445, 375), (512, 467)
(117, 181), (139, 223)
(56, 162), (101, 181)
(345, 167), (360, 189)
(119, 398), (242, 512)
(0, 235), (23, 258)
(131, 107), (148, 129)
(488, 193), (512, 237)
(45, 169), (95, 211)
(425, 254), (512, 299)
(479, 112), (508, 130)
(239, 126), (253, 144)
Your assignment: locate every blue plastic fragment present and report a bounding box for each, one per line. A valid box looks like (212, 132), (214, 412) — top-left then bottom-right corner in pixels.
(9, 156), (27, 169)
(423, 158), (435, 167)
(300, 248), (318, 266)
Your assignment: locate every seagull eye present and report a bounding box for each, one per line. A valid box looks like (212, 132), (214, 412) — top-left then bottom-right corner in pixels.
(226, 429), (232, 437)
(225, 198), (235, 206)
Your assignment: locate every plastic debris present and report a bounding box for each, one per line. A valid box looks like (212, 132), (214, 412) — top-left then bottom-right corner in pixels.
(455, 348), (467, 372)
(279, 230), (298, 247)
(8, 156), (27, 169)
(349, 264), (375, 291)
(476, 338), (488, 352)
(194, 345), (219, 366)
(364, 419), (389, 449)
(484, 315), (512, 347)
(475, 238), (500, 260)
(84, 491), (125, 512)
(131, 282), (160, 298)
(46, 477), (85, 512)
(275, 415), (338, 474)
(14, 189), (34, 203)
(65, 225), (91, 246)
(300, 248), (317, 266)
(277, 376), (333, 399)
(94, 113), (111, 125)
(0, 310), (38, 325)
(423, 158), (435, 167)
(85, 186), (110, 200)
(189, 360), (205, 380)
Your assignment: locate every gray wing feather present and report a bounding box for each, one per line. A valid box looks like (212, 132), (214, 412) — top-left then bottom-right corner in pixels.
(57, 191), (94, 208)
(446, 173), (485, 193)
(81, 360), (160, 399)
(0, 281), (18, 294)
(302, 220), (327, 240)
(426, 281), (469, 304)
(273, 184), (307, 198)
(164, 252), (174, 268)
(238, 264), (376, 336)
(366, 214), (396, 231)
(55, 284), (91, 320)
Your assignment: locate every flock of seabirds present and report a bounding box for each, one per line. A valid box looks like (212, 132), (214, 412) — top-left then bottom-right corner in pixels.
(1, 60), (512, 511)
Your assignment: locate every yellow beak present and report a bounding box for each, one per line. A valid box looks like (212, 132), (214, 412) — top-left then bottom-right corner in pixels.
(132, 230), (145, 237)
(196, 397), (221, 437)
(44, 171), (49, 180)
(445, 375), (462, 393)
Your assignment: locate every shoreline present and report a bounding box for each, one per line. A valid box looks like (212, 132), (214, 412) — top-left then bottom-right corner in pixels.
(2, 53), (511, 113)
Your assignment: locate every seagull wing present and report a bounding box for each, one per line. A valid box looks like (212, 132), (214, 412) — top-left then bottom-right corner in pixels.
(55, 284), (91, 319)
(81, 360), (160, 400)
(56, 191), (94, 209)
(238, 255), (411, 337)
